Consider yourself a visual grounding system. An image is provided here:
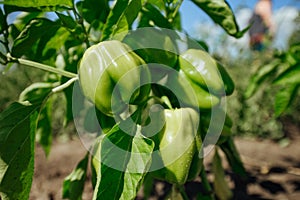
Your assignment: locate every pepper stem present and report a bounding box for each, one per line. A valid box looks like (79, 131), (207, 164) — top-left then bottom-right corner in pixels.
(177, 185), (189, 200)
(161, 96), (173, 110)
(52, 77), (79, 93)
(200, 168), (216, 199)
(7, 53), (78, 78)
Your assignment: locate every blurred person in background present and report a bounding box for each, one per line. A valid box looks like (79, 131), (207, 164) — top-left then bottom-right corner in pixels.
(248, 0), (275, 51)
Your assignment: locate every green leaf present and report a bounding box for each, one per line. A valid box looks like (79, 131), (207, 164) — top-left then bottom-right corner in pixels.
(274, 85), (298, 117)
(1, 0), (72, 11)
(36, 99), (52, 156)
(95, 108), (116, 134)
(119, 130), (154, 200)
(63, 68), (85, 125)
(273, 65), (300, 86)
(60, 41), (84, 125)
(191, 0), (247, 38)
(101, 0), (142, 41)
(62, 153), (89, 200)
(4, 5), (40, 13)
(212, 149), (233, 200)
(172, 11), (182, 30)
(244, 60), (281, 98)
(41, 27), (71, 63)
(83, 106), (101, 133)
(79, 0), (109, 24)
(0, 102), (41, 200)
(19, 82), (54, 156)
(216, 62), (235, 96)
(140, 3), (172, 29)
(12, 18), (60, 58)
(142, 174), (154, 199)
(92, 125), (131, 199)
(4, 9), (43, 37)
(56, 12), (77, 30)
(92, 123), (154, 200)
(148, 0), (166, 10)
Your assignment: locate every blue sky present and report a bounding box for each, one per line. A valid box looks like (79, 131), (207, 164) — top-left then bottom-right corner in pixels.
(179, 0), (300, 55)
(180, 0), (300, 33)
(228, 0), (300, 10)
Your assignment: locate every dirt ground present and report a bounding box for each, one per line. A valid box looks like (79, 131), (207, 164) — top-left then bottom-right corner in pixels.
(29, 134), (300, 200)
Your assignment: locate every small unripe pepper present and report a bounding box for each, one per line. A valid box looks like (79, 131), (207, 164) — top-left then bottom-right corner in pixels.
(179, 49), (225, 95)
(167, 70), (220, 109)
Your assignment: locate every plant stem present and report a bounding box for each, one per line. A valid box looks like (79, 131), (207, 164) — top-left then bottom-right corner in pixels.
(219, 136), (248, 180)
(178, 185), (189, 200)
(52, 77), (79, 93)
(7, 54), (77, 78)
(161, 96), (173, 110)
(200, 168), (215, 199)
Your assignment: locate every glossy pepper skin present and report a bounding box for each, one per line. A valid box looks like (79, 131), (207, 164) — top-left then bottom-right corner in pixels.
(179, 49), (225, 96)
(151, 108), (202, 185)
(78, 40), (151, 116)
(167, 70), (220, 109)
(187, 133), (203, 181)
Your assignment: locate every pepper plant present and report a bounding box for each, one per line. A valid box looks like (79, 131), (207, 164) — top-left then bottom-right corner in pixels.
(0, 0), (248, 199)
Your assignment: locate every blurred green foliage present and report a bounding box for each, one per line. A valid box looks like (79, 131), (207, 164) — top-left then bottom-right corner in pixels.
(0, 65), (44, 112)
(222, 54), (284, 140)
(0, 65), (72, 138)
(219, 13), (300, 140)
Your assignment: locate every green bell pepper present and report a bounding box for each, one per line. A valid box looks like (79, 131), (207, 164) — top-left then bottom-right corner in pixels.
(149, 108), (202, 185)
(78, 40), (151, 116)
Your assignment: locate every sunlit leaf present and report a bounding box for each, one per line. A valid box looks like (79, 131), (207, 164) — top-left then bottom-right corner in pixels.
(191, 0), (248, 38)
(274, 85), (298, 117)
(147, 0), (166, 11)
(1, 0), (72, 11)
(119, 131), (154, 200)
(41, 27), (71, 62)
(244, 60), (281, 98)
(101, 0), (142, 41)
(273, 65), (300, 86)
(92, 125), (131, 200)
(92, 123), (154, 200)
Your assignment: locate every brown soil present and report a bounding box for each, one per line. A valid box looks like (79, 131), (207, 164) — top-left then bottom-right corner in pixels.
(29, 136), (300, 200)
